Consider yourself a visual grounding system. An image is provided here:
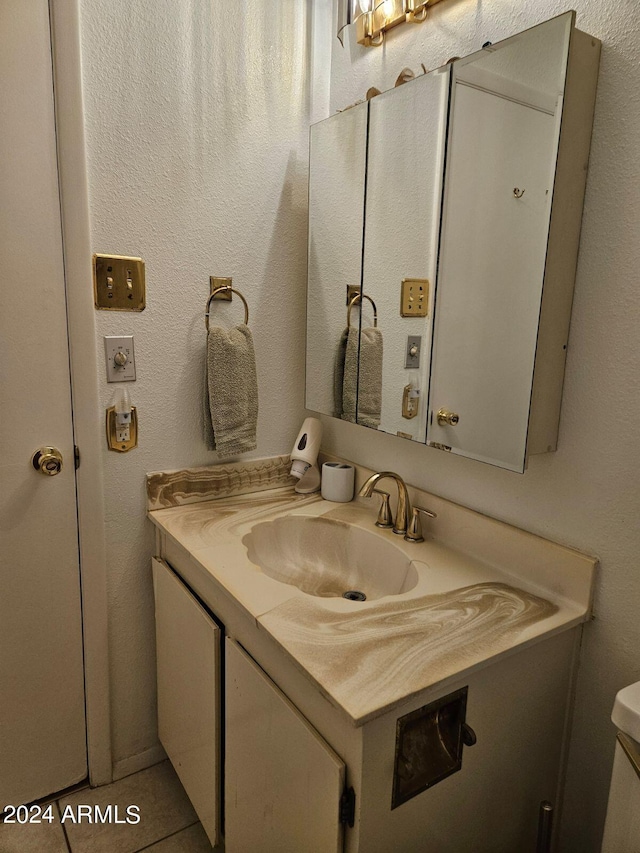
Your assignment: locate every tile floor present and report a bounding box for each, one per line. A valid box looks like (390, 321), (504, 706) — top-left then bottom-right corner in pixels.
(0, 761), (216, 853)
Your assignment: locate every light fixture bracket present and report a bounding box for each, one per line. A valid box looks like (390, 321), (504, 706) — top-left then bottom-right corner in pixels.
(355, 0), (447, 46)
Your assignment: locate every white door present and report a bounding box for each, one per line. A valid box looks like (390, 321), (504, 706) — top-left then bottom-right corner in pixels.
(225, 639), (346, 853)
(0, 0), (87, 804)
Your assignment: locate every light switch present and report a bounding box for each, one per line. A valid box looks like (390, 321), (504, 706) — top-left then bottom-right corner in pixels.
(104, 336), (136, 382)
(93, 254), (145, 311)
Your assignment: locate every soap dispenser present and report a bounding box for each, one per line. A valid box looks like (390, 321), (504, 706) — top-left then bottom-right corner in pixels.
(290, 417), (322, 493)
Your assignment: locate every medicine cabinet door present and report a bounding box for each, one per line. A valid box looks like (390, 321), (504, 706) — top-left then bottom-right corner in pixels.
(427, 13), (574, 471)
(358, 67), (448, 439)
(306, 101), (368, 420)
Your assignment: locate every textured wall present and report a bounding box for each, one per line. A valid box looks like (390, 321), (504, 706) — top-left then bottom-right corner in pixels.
(79, 0), (311, 771)
(321, 2), (640, 849)
(77, 0), (640, 843)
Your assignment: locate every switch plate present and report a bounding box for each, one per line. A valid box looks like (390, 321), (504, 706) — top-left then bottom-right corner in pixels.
(104, 336), (136, 382)
(400, 278), (429, 317)
(93, 254), (145, 311)
(405, 335), (422, 369)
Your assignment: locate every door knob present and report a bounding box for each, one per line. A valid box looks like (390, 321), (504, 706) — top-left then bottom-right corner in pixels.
(437, 408), (460, 426)
(32, 446), (63, 476)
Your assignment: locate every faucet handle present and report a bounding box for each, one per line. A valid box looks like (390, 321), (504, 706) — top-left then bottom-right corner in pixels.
(372, 489), (394, 529)
(405, 506), (437, 542)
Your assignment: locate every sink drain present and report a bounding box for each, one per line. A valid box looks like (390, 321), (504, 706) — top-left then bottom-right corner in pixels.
(343, 590), (367, 601)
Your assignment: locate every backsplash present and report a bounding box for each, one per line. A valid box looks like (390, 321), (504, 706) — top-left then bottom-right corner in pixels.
(146, 455), (296, 510)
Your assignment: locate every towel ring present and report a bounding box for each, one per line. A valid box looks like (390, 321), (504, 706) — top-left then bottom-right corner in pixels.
(347, 293), (378, 328)
(205, 286), (249, 330)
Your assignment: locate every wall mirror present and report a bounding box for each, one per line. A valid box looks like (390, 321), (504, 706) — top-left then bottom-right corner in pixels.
(360, 66), (448, 440)
(306, 12), (600, 473)
(306, 102), (368, 420)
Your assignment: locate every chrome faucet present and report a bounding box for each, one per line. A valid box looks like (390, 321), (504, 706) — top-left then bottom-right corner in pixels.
(358, 471), (411, 536)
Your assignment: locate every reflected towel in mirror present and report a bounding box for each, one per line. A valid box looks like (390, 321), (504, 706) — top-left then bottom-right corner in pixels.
(334, 325), (382, 428)
(356, 326), (383, 428)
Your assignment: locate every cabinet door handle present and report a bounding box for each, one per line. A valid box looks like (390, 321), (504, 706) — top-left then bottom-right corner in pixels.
(461, 722), (477, 747)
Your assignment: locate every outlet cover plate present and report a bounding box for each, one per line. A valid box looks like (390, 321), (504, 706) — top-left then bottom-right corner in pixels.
(400, 278), (429, 317)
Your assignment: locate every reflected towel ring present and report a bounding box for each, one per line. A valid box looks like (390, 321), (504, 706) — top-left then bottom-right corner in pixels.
(205, 286), (249, 330)
(347, 293), (378, 328)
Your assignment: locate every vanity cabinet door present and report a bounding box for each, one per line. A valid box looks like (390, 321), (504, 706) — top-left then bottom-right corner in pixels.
(225, 639), (346, 853)
(152, 558), (221, 848)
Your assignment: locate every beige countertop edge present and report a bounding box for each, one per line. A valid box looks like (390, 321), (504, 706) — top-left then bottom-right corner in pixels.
(147, 503), (590, 729)
(255, 608), (588, 728)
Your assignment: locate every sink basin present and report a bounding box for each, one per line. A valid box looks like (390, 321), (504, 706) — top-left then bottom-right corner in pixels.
(242, 515), (419, 600)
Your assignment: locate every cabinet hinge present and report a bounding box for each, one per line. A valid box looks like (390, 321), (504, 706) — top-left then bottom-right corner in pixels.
(339, 786), (355, 827)
(74, 445), (81, 469)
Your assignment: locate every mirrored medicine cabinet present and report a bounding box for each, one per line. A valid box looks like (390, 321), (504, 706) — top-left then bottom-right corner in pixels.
(306, 12), (601, 472)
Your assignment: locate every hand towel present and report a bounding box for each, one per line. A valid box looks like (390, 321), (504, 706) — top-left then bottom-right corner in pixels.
(205, 324), (258, 458)
(355, 326), (383, 429)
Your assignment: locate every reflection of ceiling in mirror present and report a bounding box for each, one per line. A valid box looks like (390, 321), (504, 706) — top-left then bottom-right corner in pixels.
(456, 15), (571, 100)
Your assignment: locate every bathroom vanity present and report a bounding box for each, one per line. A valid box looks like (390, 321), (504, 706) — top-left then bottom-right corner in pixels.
(147, 457), (597, 852)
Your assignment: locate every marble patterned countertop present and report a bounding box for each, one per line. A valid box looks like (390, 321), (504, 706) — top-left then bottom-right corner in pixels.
(147, 462), (597, 726)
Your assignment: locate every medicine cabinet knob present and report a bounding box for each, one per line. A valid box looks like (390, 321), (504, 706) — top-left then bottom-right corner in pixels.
(114, 351), (128, 367)
(32, 446), (63, 476)
(437, 408), (460, 427)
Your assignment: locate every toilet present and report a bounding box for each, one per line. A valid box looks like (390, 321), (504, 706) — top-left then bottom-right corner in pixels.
(601, 681), (640, 851)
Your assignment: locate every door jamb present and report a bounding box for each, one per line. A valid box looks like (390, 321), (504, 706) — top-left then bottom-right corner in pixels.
(49, 0), (113, 786)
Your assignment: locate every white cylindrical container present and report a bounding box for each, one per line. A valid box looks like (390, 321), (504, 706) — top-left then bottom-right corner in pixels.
(321, 462), (355, 503)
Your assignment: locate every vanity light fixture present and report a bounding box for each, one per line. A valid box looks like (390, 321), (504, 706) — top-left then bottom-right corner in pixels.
(354, 0), (448, 47)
